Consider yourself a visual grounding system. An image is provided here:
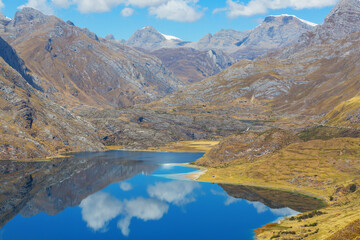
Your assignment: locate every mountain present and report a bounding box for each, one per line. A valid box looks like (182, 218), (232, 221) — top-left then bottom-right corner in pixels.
(150, 48), (235, 84)
(276, 0), (360, 58)
(127, 26), (236, 84)
(0, 36), (103, 160)
(126, 26), (188, 51)
(0, 8), (183, 109)
(230, 14), (316, 59)
(187, 29), (251, 53)
(150, 11), (360, 122)
(127, 15), (316, 60)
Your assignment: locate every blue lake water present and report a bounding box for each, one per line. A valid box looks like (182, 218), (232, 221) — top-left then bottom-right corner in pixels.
(0, 151), (322, 240)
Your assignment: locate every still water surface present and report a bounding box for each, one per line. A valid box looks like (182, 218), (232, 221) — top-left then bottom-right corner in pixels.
(0, 151), (323, 239)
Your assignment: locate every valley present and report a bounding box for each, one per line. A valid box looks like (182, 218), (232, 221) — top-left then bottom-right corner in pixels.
(1, 0), (360, 239)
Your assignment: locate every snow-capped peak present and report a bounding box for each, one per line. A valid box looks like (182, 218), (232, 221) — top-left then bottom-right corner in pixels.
(160, 32), (181, 41)
(269, 14), (318, 27)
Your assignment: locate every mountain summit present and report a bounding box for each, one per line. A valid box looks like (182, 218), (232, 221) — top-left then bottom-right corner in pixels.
(319, 0), (360, 41)
(231, 14), (316, 59)
(127, 26), (187, 50)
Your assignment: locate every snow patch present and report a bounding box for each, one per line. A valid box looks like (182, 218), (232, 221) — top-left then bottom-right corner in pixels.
(269, 14), (318, 27)
(160, 32), (182, 41)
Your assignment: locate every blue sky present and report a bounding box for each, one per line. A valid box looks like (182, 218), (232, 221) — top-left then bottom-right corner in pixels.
(0, 0), (338, 42)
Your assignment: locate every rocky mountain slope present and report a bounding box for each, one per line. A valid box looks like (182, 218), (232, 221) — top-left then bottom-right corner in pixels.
(0, 8), (182, 109)
(151, 10), (360, 121)
(128, 15), (316, 60)
(230, 14), (316, 59)
(195, 128), (301, 166)
(127, 26), (236, 84)
(126, 26), (188, 51)
(150, 48), (235, 84)
(0, 35), (104, 160)
(189, 15), (316, 59)
(187, 29), (251, 53)
(275, 0), (360, 58)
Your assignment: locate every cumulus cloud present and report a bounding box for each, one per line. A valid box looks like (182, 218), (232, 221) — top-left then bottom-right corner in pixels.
(121, 7), (134, 16)
(119, 181), (133, 191)
(28, 0), (204, 22)
(73, 0), (123, 13)
(148, 0), (204, 22)
(79, 192), (123, 231)
(0, 0), (4, 9)
(215, 0), (338, 18)
(117, 197), (169, 236)
(18, 0), (54, 15)
(125, 0), (168, 7)
(147, 181), (200, 205)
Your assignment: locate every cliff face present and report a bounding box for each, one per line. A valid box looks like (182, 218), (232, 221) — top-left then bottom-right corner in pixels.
(0, 8), (183, 109)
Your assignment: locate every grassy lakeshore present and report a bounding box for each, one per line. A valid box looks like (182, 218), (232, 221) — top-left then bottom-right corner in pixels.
(191, 136), (360, 240)
(105, 140), (220, 153)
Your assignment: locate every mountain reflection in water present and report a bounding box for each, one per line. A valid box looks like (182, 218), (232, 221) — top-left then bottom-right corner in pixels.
(0, 151), (324, 240)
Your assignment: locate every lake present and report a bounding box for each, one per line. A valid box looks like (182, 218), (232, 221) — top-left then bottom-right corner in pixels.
(0, 151), (324, 240)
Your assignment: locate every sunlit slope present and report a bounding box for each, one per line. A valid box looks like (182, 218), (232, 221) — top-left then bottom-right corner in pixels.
(322, 95), (360, 128)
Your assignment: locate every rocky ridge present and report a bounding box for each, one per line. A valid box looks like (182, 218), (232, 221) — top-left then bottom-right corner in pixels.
(0, 8), (183, 109)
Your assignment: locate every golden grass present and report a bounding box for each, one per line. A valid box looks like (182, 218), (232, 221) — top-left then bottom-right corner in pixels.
(146, 140), (220, 153)
(323, 95), (360, 128)
(105, 145), (125, 151)
(195, 137), (360, 239)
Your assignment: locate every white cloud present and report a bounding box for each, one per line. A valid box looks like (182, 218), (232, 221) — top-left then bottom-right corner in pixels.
(125, 0), (168, 7)
(0, 0), (4, 9)
(119, 181), (133, 191)
(18, 0), (54, 15)
(215, 0), (338, 18)
(18, 0), (204, 22)
(79, 192), (123, 231)
(147, 181), (200, 205)
(73, 0), (123, 13)
(51, 0), (72, 8)
(121, 7), (134, 16)
(149, 0), (203, 22)
(117, 197), (169, 236)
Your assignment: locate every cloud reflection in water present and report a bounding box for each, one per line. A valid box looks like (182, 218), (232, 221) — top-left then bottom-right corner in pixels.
(79, 192), (123, 231)
(79, 180), (200, 236)
(147, 181), (200, 205)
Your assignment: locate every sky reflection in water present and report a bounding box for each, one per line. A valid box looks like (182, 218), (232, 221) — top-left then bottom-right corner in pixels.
(0, 151), (314, 240)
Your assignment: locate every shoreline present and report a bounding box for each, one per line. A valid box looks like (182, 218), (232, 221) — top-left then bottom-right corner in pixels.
(185, 164), (327, 201)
